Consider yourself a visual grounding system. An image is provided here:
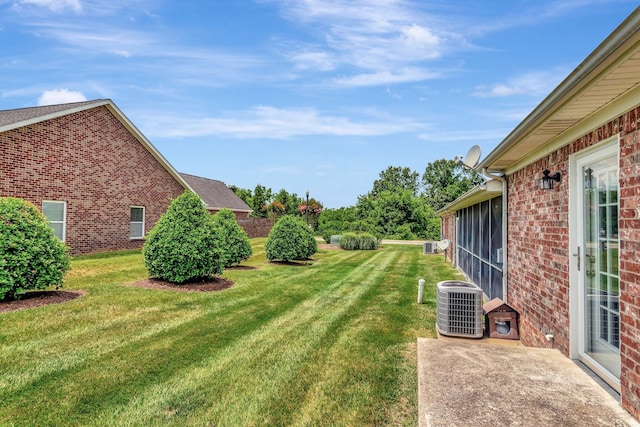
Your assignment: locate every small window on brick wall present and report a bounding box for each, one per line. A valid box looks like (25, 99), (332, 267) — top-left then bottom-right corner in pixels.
(130, 206), (145, 240)
(42, 201), (66, 242)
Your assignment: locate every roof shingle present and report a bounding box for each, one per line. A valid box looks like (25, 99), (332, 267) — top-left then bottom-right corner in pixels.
(179, 173), (251, 212)
(0, 100), (108, 128)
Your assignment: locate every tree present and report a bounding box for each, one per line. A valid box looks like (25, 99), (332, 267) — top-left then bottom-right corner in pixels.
(358, 189), (434, 239)
(273, 189), (300, 216)
(372, 166), (420, 197)
(0, 197), (70, 300)
(266, 200), (286, 224)
(212, 208), (252, 267)
(421, 159), (484, 211)
(143, 191), (225, 283)
(265, 215), (317, 262)
(298, 198), (323, 230)
(229, 185), (253, 207)
(249, 184), (272, 218)
(317, 206), (359, 242)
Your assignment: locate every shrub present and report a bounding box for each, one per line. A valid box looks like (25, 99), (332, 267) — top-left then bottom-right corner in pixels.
(386, 223), (417, 240)
(357, 233), (379, 250)
(339, 232), (378, 251)
(143, 191), (225, 283)
(265, 215), (317, 262)
(318, 206), (371, 243)
(0, 197), (70, 300)
(212, 208), (252, 267)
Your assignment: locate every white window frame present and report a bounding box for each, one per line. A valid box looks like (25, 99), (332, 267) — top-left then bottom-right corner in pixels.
(130, 206), (145, 240)
(42, 200), (67, 242)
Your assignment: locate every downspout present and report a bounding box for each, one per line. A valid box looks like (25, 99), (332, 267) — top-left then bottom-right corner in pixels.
(482, 168), (509, 304)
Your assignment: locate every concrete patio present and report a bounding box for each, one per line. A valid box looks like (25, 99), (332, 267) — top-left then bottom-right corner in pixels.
(418, 336), (639, 426)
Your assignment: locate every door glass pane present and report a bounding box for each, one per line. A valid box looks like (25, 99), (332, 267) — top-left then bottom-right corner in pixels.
(583, 155), (620, 379)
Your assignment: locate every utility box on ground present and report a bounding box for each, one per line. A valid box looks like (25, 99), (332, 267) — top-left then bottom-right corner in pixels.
(483, 298), (519, 340)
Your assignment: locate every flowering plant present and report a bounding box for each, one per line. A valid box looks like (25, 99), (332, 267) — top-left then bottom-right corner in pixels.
(298, 202), (323, 216)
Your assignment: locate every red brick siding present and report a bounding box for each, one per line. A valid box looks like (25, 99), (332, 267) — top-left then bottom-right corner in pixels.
(237, 217), (273, 238)
(441, 214), (456, 265)
(506, 106), (640, 418)
(0, 106), (185, 255)
(619, 107), (640, 419)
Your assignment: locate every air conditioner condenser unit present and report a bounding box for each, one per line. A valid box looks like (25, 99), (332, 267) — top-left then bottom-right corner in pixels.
(436, 280), (483, 338)
(423, 241), (437, 254)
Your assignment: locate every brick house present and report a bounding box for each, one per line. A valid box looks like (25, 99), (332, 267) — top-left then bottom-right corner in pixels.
(437, 8), (640, 420)
(0, 99), (252, 254)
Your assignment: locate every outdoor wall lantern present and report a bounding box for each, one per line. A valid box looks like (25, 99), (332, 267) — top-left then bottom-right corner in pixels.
(540, 169), (561, 190)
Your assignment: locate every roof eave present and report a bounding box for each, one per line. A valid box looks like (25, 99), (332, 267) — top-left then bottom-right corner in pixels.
(436, 179), (503, 216)
(0, 99), (110, 133)
(477, 7), (640, 173)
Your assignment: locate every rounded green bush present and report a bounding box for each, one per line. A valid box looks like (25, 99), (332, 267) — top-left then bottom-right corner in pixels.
(265, 215), (317, 262)
(143, 191), (225, 284)
(0, 197), (70, 300)
(212, 208), (252, 267)
(339, 232), (378, 250)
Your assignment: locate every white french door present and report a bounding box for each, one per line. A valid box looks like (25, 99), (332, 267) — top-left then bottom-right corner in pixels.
(572, 140), (620, 391)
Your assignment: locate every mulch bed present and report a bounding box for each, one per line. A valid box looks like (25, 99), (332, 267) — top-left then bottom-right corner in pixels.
(128, 277), (234, 292)
(0, 290), (85, 314)
(1, 276), (236, 314)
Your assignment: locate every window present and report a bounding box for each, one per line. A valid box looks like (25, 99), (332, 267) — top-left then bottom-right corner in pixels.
(42, 201), (66, 241)
(130, 206), (145, 239)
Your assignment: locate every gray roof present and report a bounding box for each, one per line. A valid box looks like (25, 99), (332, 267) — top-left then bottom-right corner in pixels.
(180, 173), (251, 212)
(0, 99), (108, 128)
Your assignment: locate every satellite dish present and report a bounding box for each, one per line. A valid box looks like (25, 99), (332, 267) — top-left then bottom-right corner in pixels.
(462, 145), (481, 169)
(436, 239), (450, 250)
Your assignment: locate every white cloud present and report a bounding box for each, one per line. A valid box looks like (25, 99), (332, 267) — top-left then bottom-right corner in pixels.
(20, 0), (82, 13)
(140, 106), (423, 139)
(37, 89), (87, 105)
(289, 50), (336, 71)
(473, 69), (567, 98)
(273, 0), (458, 86)
(332, 68), (440, 87)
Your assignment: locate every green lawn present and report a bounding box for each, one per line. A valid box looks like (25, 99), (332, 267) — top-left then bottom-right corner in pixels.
(0, 240), (460, 426)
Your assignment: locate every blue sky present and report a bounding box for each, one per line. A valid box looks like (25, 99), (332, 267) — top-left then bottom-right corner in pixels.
(1, 1), (638, 208)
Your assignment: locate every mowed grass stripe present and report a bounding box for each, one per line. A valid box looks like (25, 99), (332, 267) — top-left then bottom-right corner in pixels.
(0, 249), (363, 400)
(92, 250), (396, 425)
(0, 242), (453, 426)
(289, 246), (421, 426)
(0, 247), (381, 424)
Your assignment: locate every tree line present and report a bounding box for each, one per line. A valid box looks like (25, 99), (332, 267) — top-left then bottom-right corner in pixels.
(230, 159), (483, 241)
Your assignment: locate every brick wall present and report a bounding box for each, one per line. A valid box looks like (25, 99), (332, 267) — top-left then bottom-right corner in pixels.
(506, 106), (640, 418)
(619, 107), (640, 418)
(441, 214), (456, 265)
(0, 106), (185, 255)
(237, 217), (272, 238)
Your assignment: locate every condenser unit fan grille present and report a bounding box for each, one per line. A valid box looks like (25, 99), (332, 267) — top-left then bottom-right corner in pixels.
(436, 281), (483, 338)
